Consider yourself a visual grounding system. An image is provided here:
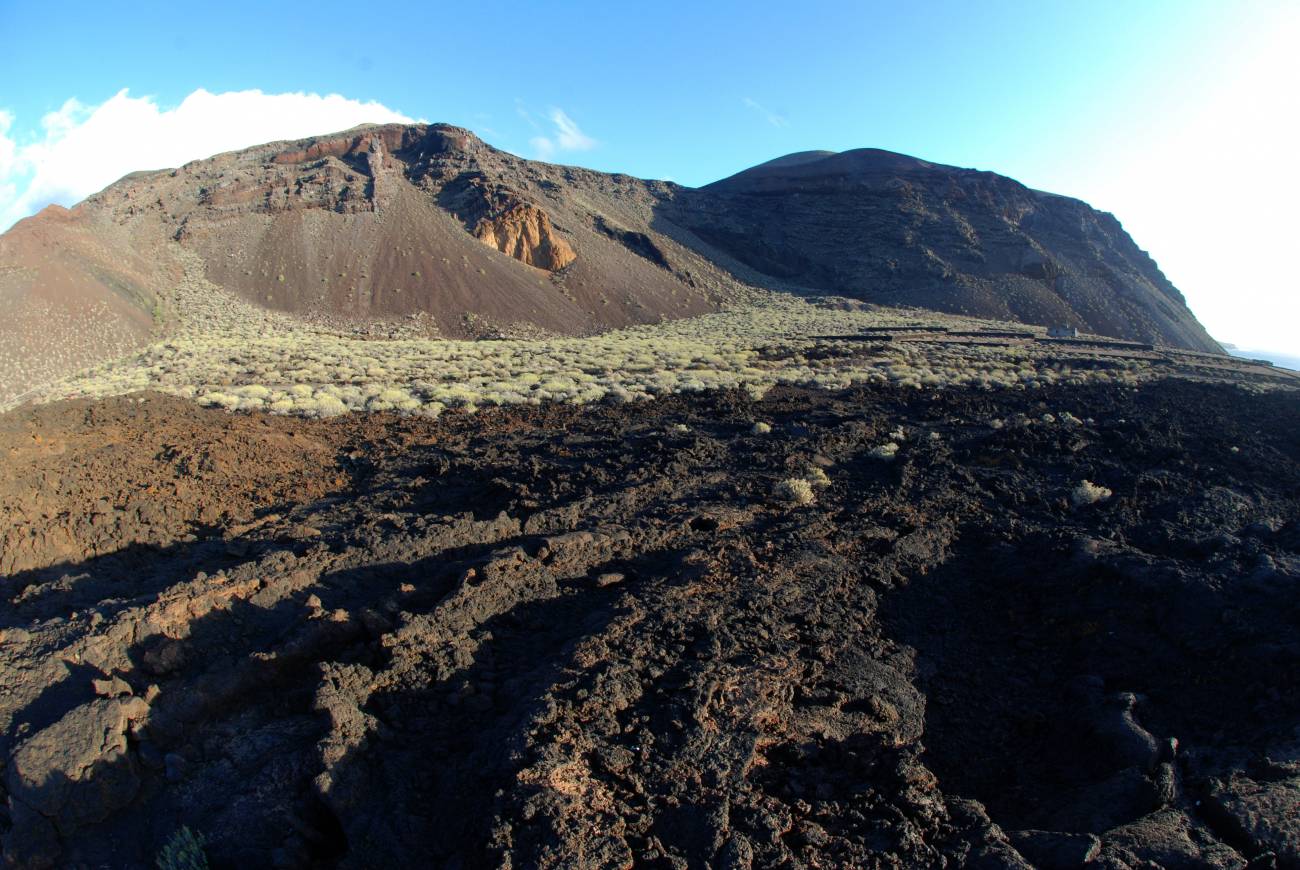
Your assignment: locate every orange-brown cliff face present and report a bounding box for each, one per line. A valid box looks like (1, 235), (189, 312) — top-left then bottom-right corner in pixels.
(473, 202), (577, 271)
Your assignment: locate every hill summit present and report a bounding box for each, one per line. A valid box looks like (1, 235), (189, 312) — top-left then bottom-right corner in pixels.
(678, 147), (1218, 353)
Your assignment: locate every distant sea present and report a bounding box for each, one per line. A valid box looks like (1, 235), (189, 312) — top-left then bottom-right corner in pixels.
(1225, 346), (1300, 372)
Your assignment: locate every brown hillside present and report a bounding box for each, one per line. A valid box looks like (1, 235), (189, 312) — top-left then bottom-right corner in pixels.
(0, 205), (172, 402)
(84, 124), (734, 338)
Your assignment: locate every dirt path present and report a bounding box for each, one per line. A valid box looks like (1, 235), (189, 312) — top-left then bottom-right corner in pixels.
(1, 382), (1297, 868)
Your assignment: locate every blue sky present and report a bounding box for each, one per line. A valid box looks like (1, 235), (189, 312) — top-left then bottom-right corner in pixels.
(1, 0), (1296, 354)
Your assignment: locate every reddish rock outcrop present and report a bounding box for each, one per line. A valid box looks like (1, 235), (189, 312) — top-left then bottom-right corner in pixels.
(473, 202), (576, 271)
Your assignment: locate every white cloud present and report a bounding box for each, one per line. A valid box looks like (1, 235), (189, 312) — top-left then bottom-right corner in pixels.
(0, 111), (18, 216)
(0, 110), (17, 176)
(743, 97), (788, 128)
(527, 107), (596, 160)
(550, 109), (595, 151)
(0, 88), (415, 231)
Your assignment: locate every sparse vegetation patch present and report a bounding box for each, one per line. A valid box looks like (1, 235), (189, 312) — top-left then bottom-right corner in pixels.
(5, 247), (1296, 415)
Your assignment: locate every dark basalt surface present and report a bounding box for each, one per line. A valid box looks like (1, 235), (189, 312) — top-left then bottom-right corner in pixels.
(1, 380), (1296, 868)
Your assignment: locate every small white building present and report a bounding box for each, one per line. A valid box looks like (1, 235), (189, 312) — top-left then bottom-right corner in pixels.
(1048, 325), (1079, 338)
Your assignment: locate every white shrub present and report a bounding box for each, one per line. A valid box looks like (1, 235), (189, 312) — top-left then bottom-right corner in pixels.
(751, 422), (772, 435)
(198, 392), (240, 410)
(803, 466), (831, 487)
(1071, 480), (1112, 506)
(868, 442), (900, 461)
(774, 478), (815, 506)
(314, 395), (349, 418)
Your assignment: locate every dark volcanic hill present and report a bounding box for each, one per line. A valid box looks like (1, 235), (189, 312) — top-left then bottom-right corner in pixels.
(0, 124), (1220, 397)
(664, 148), (1220, 352)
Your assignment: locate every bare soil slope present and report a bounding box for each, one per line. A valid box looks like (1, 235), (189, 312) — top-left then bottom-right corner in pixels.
(0, 206), (172, 402)
(26, 125), (737, 342)
(2, 381), (1296, 868)
(160, 126), (740, 337)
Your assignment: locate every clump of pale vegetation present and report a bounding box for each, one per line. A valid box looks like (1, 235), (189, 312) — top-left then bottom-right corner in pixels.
(868, 443), (900, 462)
(773, 465), (831, 506)
(1071, 480), (1113, 506)
(751, 421), (772, 435)
(10, 243), (1285, 417)
(774, 477), (816, 506)
(801, 466), (831, 487)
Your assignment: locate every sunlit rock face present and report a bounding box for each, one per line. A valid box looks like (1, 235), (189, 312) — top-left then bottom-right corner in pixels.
(473, 201), (576, 271)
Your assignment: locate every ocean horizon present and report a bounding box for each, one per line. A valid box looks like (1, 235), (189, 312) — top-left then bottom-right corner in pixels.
(1227, 346), (1300, 372)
